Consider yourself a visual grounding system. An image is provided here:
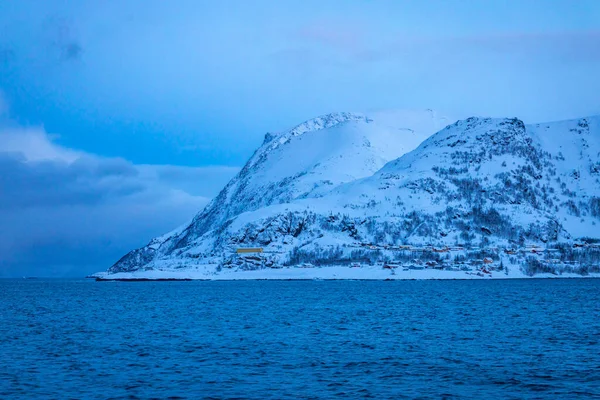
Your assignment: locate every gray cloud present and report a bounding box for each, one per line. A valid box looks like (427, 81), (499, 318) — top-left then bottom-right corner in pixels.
(458, 31), (600, 62)
(0, 198), (205, 278)
(295, 20), (365, 52)
(0, 125), (239, 277)
(148, 164), (241, 197)
(0, 154), (145, 208)
(284, 27), (600, 66)
(61, 42), (83, 61)
(43, 15), (84, 62)
(386, 30), (600, 65)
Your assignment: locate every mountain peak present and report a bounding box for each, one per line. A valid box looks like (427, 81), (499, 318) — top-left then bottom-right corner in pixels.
(286, 112), (366, 137)
(260, 112), (366, 154)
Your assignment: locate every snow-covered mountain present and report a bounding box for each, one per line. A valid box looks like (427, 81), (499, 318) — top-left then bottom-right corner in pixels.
(108, 109), (454, 273)
(99, 112), (600, 280)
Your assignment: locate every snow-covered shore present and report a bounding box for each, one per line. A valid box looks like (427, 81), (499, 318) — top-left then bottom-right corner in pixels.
(91, 265), (599, 281)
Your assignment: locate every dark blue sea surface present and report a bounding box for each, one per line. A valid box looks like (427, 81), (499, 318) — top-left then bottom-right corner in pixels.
(1, 279), (599, 399)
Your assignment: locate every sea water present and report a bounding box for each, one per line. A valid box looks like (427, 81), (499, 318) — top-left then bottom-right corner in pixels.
(1, 279), (599, 399)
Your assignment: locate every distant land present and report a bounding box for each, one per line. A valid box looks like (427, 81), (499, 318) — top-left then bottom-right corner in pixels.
(95, 110), (600, 280)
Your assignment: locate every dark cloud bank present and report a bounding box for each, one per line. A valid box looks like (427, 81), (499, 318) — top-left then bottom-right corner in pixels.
(0, 126), (238, 277)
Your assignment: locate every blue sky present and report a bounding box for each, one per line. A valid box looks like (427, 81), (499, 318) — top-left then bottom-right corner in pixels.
(1, 0), (599, 276)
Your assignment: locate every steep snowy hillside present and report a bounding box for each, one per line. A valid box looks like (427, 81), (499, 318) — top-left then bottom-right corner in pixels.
(98, 114), (600, 280)
(108, 109), (455, 273)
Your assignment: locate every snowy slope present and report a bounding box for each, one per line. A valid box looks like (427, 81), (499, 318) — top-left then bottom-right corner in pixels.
(100, 114), (600, 279)
(108, 109), (456, 273)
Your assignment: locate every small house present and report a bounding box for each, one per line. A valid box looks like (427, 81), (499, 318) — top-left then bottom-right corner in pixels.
(236, 248), (263, 254)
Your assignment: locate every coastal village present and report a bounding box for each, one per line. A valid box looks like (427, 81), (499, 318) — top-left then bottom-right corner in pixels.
(229, 241), (600, 277)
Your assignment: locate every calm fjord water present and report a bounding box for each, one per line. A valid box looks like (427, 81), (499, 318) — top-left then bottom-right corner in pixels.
(1, 279), (599, 399)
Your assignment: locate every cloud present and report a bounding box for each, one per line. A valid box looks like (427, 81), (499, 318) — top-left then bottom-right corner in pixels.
(295, 20), (364, 51)
(382, 30), (600, 64)
(43, 15), (84, 62)
(0, 124), (239, 277)
(142, 164), (240, 197)
(0, 126), (81, 162)
(460, 31), (600, 57)
(61, 42), (83, 61)
(0, 153), (143, 209)
(282, 26), (600, 67)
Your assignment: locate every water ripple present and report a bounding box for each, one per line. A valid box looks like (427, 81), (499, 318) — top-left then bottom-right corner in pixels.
(1, 279), (599, 399)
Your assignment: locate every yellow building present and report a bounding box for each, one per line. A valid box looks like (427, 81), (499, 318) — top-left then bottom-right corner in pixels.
(236, 248), (263, 254)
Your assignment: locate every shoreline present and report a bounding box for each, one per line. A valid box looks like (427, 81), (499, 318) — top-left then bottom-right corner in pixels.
(91, 266), (600, 282)
(94, 276), (600, 282)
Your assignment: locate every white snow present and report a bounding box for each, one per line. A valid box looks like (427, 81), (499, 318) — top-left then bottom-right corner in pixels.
(99, 112), (600, 280)
(94, 265), (600, 281)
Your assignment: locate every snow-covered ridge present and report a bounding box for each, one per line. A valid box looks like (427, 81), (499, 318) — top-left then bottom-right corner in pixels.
(243, 112), (373, 182)
(101, 112), (600, 280)
(253, 112), (367, 169)
(265, 112), (366, 143)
